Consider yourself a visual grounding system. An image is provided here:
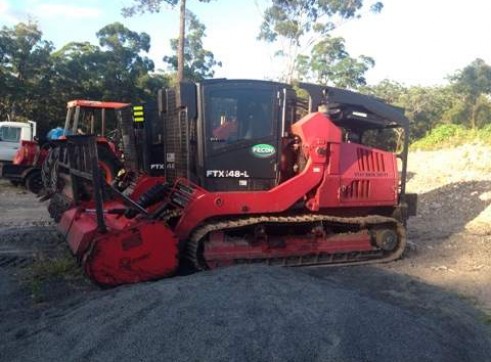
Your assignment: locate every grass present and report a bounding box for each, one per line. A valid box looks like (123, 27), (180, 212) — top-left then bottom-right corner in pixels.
(30, 255), (81, 279)
(484, 312), (491, 325)
(25, 254), (85, 303)
(455, 292), (491, 326)
(411, 124), (491, 150)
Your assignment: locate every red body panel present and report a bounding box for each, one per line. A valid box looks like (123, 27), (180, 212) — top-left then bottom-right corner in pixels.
(58, 199), (178, 286)
(311, 143), (398, 209)
(174, 156), (324, 240)
(13, 140), (38, 166)
(174, 112), (398, 239)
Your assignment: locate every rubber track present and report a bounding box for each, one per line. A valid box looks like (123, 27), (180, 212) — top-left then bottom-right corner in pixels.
(185, 214), (406, 270)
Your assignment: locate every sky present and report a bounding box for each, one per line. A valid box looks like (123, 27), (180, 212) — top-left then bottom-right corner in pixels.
(1, 0), (491, 87)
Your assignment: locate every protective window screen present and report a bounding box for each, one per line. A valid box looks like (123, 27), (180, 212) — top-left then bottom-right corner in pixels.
(76, 109), (119, 136)
(206, 88), (274, 150)
(0, 126), (21, 142)
(361, 127), (405, 154)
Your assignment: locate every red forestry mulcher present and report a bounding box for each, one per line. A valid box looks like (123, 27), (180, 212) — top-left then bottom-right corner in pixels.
(45, 80), (417, 286)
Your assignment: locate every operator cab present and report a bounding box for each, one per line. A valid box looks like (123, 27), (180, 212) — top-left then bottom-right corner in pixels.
(200, 81), (288, 191)
(160, 80), (297, 192)
(158, 79), (411, 199)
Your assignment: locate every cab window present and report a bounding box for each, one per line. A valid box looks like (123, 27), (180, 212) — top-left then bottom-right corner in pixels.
(0, 126), (21, 142)
(205, 88), (274, 151)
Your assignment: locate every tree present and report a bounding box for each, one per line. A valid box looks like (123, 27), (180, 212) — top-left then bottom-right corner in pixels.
(122, 0), (213, 82)
(0, 22), (53, 122)
(164, 11), (221, 81)
(296, 36), (374, 88)
(367, 80), (458, 141)
(450, 58), (491, 128)
(0, 21), (167, 135)
(96, 22), (156, 101)
(362, 79), (406, 104)
(400, 86), (456, 140)
(50, 23), (162, 107)
(51, 42), (105, 100)
(258, 0), (382, 84)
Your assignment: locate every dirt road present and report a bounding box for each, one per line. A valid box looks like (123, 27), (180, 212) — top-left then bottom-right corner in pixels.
(395, 144), (491, 313)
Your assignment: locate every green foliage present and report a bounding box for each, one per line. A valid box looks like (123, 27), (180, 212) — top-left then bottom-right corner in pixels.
(296, 36), (374, 88)
(258, 0), (381, 84)
(164, 11), (221, 81)
(25, 254), (85, 303)
(96, 22), (156, 101)
(258, 0), (379, 43)
(122, 0), (211, 17)
(400, 86), (456, 140)
(0, 21), (169, 136)
(0, 22), (54, 123)
(362, 79), (406, 103)
(478, 123), (491, 143)
(121, 0), (216, 81)
(367, 81), (453, 141)
(411, 124), (491, 150)
(451, 58), (491, 98)
(450, 58), (491, 128)
(30, 256), (81, 280)
(366, 60), (491, 147)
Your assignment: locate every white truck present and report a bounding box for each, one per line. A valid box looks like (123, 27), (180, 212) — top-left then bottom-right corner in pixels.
(0, 121), (37, 162)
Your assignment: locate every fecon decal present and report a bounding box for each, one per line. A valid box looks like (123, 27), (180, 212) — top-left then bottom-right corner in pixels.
(250, 144), (276, 158)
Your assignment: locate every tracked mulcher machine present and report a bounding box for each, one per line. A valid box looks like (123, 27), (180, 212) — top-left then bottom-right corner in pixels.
(46, 80), (417, 286)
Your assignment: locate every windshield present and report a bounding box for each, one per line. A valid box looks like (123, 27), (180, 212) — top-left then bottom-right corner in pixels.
(0, 126), (21, 142)
(205, 88), (274, 151)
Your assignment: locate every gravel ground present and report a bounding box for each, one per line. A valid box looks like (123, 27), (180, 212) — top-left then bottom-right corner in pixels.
(1, 265), (490, 362)
(390, 144), (491, 313)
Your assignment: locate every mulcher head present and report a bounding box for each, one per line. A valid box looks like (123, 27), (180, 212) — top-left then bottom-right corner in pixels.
(54, 135), (179, 286)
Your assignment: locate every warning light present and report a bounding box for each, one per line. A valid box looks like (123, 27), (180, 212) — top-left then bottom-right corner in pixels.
(132, 105), (145, 124)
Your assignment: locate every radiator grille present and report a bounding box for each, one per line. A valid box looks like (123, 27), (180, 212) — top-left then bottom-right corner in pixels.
(341, 180), (370, 199)
(357, 148), (385, 172)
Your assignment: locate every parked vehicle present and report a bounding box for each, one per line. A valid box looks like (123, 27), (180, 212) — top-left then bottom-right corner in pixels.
(44, 79), (418, 286)
(0, 120), (36, 163)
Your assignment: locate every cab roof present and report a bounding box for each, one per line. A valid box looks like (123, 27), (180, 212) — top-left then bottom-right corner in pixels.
(67, 100), (130, 109)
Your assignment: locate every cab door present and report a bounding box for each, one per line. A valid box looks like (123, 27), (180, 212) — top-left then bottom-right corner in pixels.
(0, 125), (22, 162)
(201, 82), (281, 191)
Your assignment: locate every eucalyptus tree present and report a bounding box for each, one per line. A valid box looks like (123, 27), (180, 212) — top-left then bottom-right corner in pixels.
(450, 58), (491, 128)
(96, 22), (156, 101)
(0, 22), (53, 121)
(258, 0), (382, 86)
(122, 0), (214, 82)
(164, 11), (221, 81)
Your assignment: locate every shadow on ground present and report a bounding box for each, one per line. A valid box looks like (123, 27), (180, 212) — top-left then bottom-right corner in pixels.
(409, 180), (491, 242)
(1, 264), (490, 362)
